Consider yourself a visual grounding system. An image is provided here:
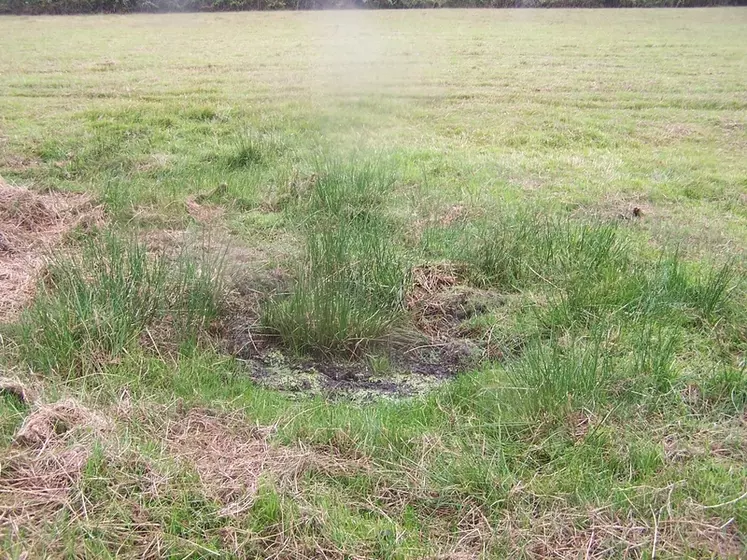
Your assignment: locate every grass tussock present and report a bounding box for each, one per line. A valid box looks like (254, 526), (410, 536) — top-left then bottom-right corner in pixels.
(222, 131), (283, 170)
(274, 158), (397, 222)
(422, 212), (629, 290)
(263, 220), (408, 357)
(423, 211), (739, 330)
(502, 334), (615, 423)
(263, 159), (409, 357)
(304, 159), (396, 222)
(18, 233), (223, 376)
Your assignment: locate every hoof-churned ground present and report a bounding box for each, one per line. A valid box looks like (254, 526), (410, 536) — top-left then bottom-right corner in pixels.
(1, 9), (746, 559)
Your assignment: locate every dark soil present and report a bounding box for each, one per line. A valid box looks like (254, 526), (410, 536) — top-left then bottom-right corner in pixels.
(220, 265), (504, 400)
(239, 342), (478, 401)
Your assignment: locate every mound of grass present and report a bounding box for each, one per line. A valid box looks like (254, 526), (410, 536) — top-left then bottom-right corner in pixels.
(263, 159), (407, 357)
(502, 333), (616, 423)
(264, 219), (408, 357)
(277, 158), (397, 223)
(423, 211), (629, 290)
(305, 159), (396, 221)
(423, 211), (739, 331)
(222, 131), (282, 170)
(18, 233), (223, 376)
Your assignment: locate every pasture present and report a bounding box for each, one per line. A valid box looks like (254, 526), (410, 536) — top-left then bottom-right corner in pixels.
(0, 9), (746, 558)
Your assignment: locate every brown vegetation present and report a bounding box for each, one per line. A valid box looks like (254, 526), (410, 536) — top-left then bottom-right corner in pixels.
(0, 177), (102, 322)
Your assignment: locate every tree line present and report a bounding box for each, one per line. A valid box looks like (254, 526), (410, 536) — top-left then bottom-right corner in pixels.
(1, 0), (744, 15)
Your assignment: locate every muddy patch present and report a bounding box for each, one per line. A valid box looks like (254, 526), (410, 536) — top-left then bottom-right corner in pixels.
(0, 177), (102, 322)
(224, 263), (502, 400)
(242, 349), (455, 400)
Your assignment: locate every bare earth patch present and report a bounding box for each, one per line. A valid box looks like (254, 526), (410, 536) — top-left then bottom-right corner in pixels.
(0, 177), (102, 322)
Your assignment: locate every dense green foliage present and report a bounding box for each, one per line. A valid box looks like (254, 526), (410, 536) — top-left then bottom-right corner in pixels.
(1, 0), (743, 14)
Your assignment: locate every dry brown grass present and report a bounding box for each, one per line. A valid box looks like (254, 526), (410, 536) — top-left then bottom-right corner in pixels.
(0, 376), (37, 406)
(0, 399), (110, 553)
(499, 505), (744, 559)
(406, 263), (463, 336)
(165, 408), (272, 516)
(185, 194), (226, 224)
(405, 263), (499, 362)
(10, 398), (738, 558)
(0, 177), (103, 322)
(164, 408), (373, 517)
(0, 444), (90, 532)
(15, 399), (112, 447)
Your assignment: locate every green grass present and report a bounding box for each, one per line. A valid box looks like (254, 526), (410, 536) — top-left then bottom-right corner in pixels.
(263, 159), (409, 356)
(423, 212), (630, 290)
(264, 217), (409, 356)
(1, 8), (747, 559)
(18, 232), (223, 376)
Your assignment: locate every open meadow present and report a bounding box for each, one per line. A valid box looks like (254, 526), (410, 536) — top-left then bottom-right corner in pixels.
(1, 8), (746, 558)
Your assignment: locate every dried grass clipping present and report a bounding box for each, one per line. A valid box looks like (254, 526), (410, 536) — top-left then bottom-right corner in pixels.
(1, 400), (110, 541)
(406, 263), (470, 337)
(15, 399), (111, 447)
(0, 376), (36, 405)
(167, 409), (272, 516)
(0, 177), (103, 322)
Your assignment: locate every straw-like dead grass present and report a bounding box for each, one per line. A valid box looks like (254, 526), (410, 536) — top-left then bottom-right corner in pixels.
(0, 399), (110, 545)
(14, 399), (111, 447)
(166, 408), (272, 516)
(0, 376), (37, 405)
(164, 408), (371, 518)
(502, 505), (744, 559)
(0, 177), (103, 322)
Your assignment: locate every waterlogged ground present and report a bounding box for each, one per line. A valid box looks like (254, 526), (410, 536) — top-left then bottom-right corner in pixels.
(1, 9), (746, 559)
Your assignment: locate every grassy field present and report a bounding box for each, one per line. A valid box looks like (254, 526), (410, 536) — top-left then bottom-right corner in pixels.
(1, 8), (746, 559)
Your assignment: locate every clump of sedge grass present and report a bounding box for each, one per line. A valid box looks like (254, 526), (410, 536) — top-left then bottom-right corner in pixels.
(263, 220), (408, 358)
(277, 157), (397, 224)
(305, 158), (395, 222)
(501, 333), (616, 423)
(18, 233), (223, 376)
(422, 211), (629, 291)
(264, 159), (406, 357)
(423, 211), (737, 331)
(222, 131), (283, 169)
